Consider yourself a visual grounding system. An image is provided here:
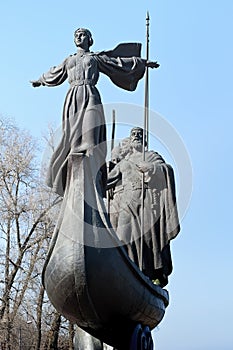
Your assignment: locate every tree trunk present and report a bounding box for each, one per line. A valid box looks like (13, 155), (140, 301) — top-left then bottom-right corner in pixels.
(68, 322), (75, 350)
(35, 285), (45, 350)
(44, 312), (61, 350)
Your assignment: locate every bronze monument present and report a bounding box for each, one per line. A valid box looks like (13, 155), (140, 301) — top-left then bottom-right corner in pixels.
(31, 27), (180, 350)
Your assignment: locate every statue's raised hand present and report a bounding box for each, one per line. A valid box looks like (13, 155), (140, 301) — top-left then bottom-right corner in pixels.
(146, 61), (160, 69)
(30, 80), (42, 88)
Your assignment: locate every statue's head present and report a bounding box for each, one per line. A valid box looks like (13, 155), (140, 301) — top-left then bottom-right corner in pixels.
(130, 127), (143, 142)
(130, 127), (147, 150)
(74, 28), (94, 48)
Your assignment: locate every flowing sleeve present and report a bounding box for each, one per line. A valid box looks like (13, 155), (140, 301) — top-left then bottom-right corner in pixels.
(96, 54), (146, 91)
(39, 58), (68, 87)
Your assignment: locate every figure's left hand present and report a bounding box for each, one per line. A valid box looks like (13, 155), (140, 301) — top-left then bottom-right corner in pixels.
(146, 61), (160, 69)
(136, 161), (153, 173)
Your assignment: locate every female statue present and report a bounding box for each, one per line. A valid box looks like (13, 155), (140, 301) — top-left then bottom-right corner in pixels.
(31, 28), (159, 196)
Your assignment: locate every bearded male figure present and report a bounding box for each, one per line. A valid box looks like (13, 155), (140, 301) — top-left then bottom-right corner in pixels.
(107, 127), (180, 287)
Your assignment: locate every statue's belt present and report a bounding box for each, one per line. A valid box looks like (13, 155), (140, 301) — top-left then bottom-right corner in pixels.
(114, 182), (150, 193)
(70, 79), (95, 87)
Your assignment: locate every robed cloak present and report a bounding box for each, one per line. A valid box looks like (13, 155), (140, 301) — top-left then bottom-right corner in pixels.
(107, 150), (180, 286)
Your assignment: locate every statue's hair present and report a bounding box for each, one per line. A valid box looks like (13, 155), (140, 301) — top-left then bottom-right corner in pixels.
(130, 127), (143, 134)
(74, 28), (94, 47)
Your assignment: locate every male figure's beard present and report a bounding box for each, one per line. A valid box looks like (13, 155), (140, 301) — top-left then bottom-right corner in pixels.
(131, 140), (143, 152)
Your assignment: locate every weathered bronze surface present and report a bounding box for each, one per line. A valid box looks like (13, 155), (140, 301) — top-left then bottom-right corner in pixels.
(42, 153), (168, 349)
(31, 29), (177, 350)
(31, 28), (158, 198)
(108, 127), (180, 287)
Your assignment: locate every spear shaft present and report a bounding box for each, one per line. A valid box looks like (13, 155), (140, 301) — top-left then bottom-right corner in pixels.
(140, 12), (150, 271)
(111, 109), (116, 153)
(144, 11), (150, 155)
(107, 109), (116, 215)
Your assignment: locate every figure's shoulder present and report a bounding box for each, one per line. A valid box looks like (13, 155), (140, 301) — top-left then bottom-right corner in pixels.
(147, 150), (159, 157)
(67, 52), (96, 60)
(147, 150), (165, 163)
(95, 50), (106, 56)
(69, 52), (80, 58)
(63, 53), (77, 67)
(94, 51), (109, 62)
(64, 53), (76, 62)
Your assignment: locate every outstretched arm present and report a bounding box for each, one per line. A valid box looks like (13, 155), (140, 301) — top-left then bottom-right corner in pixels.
(30, 58), (68, 88)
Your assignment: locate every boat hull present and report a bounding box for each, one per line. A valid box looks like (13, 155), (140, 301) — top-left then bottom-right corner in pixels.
(43, 153), (169, 348)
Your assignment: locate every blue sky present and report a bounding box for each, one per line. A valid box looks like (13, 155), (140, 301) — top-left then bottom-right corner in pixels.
(1, 1), (233, 349)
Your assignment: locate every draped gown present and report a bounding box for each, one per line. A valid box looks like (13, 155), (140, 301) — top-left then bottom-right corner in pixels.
(38, 45), (146, 196)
